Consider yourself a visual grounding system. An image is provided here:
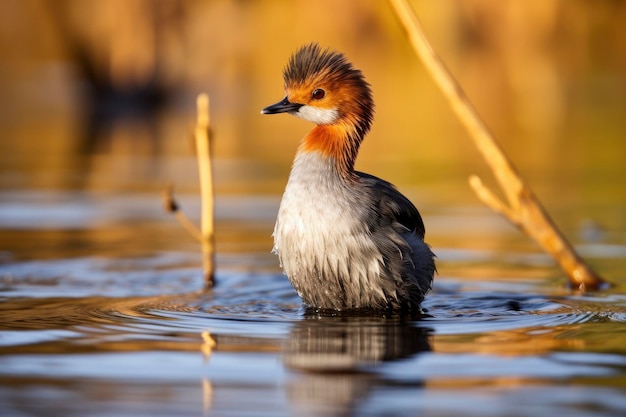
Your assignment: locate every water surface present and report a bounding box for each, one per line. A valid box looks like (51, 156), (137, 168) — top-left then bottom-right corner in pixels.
(1, 190), (625, 417)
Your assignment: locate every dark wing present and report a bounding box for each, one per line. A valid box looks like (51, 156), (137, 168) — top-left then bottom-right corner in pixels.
(355, 171), (426, 239)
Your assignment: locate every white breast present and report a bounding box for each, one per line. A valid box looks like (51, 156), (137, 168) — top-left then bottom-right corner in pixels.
(273, 152), (385, 306)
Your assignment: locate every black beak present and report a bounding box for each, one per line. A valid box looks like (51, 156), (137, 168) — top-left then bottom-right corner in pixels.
(261, 96), (303, 114)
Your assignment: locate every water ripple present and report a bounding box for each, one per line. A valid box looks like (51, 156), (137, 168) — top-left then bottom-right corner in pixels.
(0, 254), (623, 358)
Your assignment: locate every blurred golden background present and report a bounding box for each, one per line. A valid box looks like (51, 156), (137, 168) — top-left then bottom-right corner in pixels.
(0, 0), (624, 231)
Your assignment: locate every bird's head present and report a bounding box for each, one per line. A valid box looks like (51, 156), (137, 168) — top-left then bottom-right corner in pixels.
(262, 43), (374, 138)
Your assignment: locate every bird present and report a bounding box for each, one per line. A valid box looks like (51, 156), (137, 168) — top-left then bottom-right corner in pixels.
(261, 43), (435, 313)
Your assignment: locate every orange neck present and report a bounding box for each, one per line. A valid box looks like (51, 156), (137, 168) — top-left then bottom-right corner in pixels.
(300, 123), (360, 174)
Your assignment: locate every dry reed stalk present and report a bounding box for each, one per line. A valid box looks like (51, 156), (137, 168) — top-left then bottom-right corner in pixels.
(388, 0), (606, 290)
(162, 184), (204, 243)
(195, 94), (215, 288)
(162, 93), (215, 288)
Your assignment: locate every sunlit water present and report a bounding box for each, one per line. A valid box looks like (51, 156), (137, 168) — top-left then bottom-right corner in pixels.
(1, 190), (625, 417)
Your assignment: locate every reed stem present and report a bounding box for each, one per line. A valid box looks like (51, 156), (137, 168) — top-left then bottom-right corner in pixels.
(388, 0), (606, 290)
(195, 94), (215, 288)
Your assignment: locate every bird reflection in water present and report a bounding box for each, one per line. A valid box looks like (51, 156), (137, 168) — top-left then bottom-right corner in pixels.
(283, 314), (431, 416)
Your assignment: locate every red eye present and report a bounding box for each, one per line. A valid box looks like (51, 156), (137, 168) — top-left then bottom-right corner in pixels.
(311, 88), (325, 100)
